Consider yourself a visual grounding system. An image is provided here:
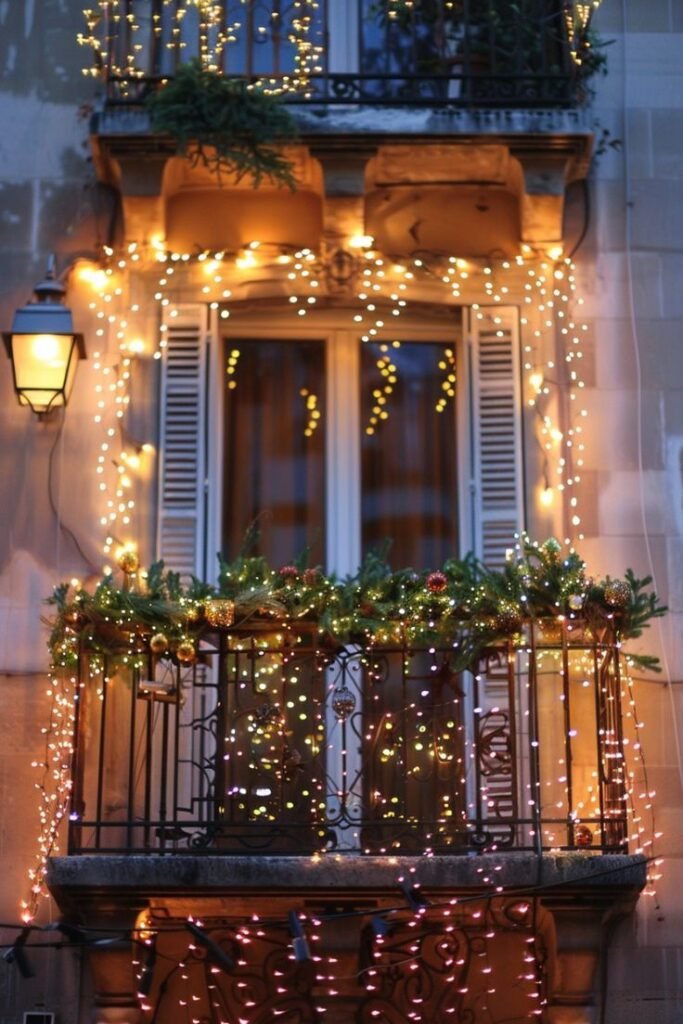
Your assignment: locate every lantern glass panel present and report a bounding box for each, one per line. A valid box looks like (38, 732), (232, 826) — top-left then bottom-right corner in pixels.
(11, 332), (78, 412)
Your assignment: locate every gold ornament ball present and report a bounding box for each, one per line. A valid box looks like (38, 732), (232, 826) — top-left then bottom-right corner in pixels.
(176, 640), (197, 664)
(205, 598), (236, 629)
(568, 593), (584, 612)
(150, 632), (169, 655)
(604, 579), (632, 609)
(117, 548), (140, 575)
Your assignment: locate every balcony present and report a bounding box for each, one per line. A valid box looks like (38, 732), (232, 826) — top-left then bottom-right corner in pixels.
(89, 0), (584, 112)
(85, 1), (596, 262)
(47, 612), (647, 1022)
(65, 620), (629, 857)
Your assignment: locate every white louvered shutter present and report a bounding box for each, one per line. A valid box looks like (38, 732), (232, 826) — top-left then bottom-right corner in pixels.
(469, 306), (524, 569)
(467, 307), (525, 835)
(157, 304), (208, 578)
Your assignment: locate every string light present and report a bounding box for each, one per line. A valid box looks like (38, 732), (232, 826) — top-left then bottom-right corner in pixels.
(21, 668), (80, 925)
(80, 257), (151, 556)
(300, 387), (321, 438)
(365, 344), (400, 436)
(564, 0), (605, 65)
(80, 1), (325, 96)
(80, 239), (593, 553)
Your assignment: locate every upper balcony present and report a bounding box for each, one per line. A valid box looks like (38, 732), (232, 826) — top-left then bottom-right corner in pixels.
(83, 2), (599, 257)
(87, 0), (598, 136)
(90, 0), (585, 106)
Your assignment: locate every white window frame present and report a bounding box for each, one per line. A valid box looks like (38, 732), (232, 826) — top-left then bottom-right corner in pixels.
(204, 307), (467, 580)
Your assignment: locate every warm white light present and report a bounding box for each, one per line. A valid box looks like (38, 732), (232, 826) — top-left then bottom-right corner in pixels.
(78, 264), (109, 290)
(349, 234), (374, 249)
(235, 251), (257, 269)
(9, 332), (81, 413)
(31, 334), (62, 364)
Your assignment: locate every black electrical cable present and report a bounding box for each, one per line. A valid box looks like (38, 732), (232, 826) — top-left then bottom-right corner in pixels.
(46, 410), (99, 573)
(567, 177), (592, 261)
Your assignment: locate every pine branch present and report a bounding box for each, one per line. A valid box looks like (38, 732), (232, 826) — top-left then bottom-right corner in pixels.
(146, 61), (298, 190)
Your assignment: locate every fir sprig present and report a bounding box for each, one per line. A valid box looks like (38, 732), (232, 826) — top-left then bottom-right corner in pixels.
(146, 61), (298, 188)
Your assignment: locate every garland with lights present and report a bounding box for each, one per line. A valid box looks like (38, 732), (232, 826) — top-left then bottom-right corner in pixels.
(47, 535), (666, 674)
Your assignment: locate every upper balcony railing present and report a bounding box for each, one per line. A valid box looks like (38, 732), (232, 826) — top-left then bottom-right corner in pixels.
(86, 0), (587, 110)
(68, 618), (629, 857)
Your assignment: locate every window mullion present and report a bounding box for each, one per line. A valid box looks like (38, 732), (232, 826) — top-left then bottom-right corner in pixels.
(326, 330), (361, 577)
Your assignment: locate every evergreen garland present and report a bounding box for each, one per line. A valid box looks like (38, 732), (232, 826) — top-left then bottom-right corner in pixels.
(46, 536), (666, 674)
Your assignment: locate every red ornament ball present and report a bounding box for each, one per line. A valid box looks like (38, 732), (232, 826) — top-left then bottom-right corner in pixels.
(426, 571), (448, 594)
(574, 824), (593, 848)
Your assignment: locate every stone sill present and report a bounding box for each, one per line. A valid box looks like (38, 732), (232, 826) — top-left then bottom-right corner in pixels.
(49, 852), (646, 899)
(93, 104), (593, 143)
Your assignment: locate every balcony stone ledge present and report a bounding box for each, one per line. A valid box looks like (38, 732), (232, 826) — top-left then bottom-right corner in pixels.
(48, 851), (646, 901)
(47, 853), (645, 1024)
(93, 104), (593, 142)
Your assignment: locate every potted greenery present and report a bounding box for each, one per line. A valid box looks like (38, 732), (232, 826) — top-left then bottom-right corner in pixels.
(145, 59), (298, 187)
(366, 0), (607, 103)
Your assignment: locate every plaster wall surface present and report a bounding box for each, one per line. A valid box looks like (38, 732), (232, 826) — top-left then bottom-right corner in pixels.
(0, 4), (103, 1019)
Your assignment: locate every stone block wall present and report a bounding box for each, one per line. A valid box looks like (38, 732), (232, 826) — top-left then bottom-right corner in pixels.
(584, 3), (683, 1019)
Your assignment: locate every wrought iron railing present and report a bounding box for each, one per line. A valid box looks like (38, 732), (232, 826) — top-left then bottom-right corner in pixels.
(89, 0), (582, 109)
(68, 618), (629, 856)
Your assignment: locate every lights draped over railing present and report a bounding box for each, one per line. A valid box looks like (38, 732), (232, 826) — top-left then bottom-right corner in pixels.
(64, 623), (631, 858)
(21, 532), (664, 925)
(80, 0), (325, 97)
(79, 0), (604, 107)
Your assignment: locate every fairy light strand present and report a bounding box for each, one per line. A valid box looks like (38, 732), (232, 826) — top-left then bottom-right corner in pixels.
(81, 240), (594, 551)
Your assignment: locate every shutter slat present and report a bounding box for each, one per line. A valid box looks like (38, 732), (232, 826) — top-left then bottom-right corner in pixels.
(157, 305), (207, 578)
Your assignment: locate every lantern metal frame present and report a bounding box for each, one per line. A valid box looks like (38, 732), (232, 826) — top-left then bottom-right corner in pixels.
(2, 257), (86, 417)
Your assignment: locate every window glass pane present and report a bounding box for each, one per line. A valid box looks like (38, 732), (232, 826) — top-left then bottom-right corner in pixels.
(222, 2), (326, 78)
(361, 340), (458, 568)
(222, 338), (325, 566)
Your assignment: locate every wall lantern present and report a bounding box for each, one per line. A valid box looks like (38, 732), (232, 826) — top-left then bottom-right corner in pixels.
(2, 256), (85, 416)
